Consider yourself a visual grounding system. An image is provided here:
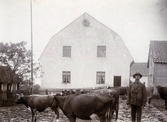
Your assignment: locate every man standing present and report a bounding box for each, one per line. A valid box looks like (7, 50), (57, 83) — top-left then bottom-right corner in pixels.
(127, 72), (147, 122)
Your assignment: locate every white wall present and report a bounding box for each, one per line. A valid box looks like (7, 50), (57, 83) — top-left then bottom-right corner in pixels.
(40, 13), (133, 89)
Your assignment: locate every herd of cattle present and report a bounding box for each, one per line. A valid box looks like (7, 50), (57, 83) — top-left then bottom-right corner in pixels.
(15, 86), (167, 122)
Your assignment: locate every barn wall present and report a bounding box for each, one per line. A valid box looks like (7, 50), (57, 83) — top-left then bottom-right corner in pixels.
(152, 63), (167, 94)
(154, 63), (167, 86)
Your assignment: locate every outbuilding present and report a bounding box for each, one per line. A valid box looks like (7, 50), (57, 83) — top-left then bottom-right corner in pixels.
(147, 41), (167, 93)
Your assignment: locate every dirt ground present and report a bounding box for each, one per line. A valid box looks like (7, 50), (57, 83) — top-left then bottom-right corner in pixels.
(0, 97), (167, 122)
(151, 97), (167, 117)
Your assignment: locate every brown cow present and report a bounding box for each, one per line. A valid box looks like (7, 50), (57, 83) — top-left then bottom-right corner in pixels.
(16, 94), (59, 122)
(54, 93), (115, 122)
(90, 88), (120, 120)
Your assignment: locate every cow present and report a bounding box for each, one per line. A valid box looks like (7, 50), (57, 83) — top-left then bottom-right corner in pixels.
(90, 88), (120, 121)
(156, 86), (167, 110)
(16, 93), (59, 122)
(117, 86), (128, 96)
(53, 93), (115, 122)
(107, 86), (128, 95)
(61, 89), (72, 96)
(61, 89), (88, 95)
(61, 89), (82, 96)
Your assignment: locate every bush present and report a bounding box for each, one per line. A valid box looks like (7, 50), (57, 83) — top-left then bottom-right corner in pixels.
(32, 84), (41, 94)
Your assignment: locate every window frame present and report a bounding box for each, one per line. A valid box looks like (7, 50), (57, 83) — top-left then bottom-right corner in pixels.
(97, 45), (106, 57)
(62, 46), (71, 57)
(96, 71), (105, 84)
(62, 71), (71, 84)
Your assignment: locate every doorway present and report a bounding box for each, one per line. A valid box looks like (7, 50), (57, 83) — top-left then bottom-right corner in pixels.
(113, 76), (121, 87)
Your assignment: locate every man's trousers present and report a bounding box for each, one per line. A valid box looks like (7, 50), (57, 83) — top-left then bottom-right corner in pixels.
(131, 105), (142, 122)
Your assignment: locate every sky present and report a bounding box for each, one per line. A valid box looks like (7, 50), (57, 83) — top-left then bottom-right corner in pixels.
(0, 0), (167, 63)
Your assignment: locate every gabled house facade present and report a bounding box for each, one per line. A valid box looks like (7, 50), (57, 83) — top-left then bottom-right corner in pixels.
(39, 13), (133, 90)
(130, 62), (149, 87)
(147, 41), (167, 93)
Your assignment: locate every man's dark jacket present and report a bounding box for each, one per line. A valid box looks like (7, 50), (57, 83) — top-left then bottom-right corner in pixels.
(127, 81), (147, 106)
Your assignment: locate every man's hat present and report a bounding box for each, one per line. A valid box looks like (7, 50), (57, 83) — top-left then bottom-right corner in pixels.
(133, 72), (142, 78)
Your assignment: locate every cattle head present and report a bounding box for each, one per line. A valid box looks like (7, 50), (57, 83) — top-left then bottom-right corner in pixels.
(15, 93), (28, 107)
(52, 92), (63, 105)
(61, 89), (73, 96)
(156, 85), (162, 91)
(156, 85), (161, 88)
(15, 93), (23, 102)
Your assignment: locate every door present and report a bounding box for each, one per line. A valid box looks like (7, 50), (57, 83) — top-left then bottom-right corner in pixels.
(113, 76), (121, 87)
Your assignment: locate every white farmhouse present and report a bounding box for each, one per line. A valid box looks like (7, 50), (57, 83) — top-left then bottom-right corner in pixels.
(39, 13), (133, 90)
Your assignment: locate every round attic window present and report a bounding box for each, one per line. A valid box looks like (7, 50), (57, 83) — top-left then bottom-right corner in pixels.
(82, 19), (90, 27)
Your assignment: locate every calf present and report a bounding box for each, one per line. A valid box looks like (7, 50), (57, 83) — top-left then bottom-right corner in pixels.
(91, 88), (120, 120)
(54, 93), (115, 122)
(16, 94), (59, 122)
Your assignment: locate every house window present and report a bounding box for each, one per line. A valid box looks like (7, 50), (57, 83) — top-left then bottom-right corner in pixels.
(62, 71), (71, 84)
(63, 46), (71, 57)
(96, 72), (105, 84)
(97, 46), (106, 57)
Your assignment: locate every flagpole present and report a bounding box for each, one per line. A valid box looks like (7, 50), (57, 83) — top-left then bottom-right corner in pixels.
(30, 0), (33, 94)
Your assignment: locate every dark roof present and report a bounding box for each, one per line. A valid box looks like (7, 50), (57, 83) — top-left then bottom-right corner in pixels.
(130, 63), (149, 76)
(150, 41), (167, 63)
